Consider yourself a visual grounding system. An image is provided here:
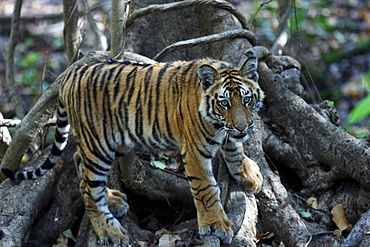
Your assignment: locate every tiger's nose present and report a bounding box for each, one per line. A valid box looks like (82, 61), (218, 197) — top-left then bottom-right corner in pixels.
(235, 125), (248, 132)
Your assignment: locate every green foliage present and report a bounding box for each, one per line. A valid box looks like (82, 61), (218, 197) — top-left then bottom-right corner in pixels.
(297, 210), (312, 218)
(356, 132), (368, 139)
(15, 50), (43, 94)
(347, 94), (370, 125)
(20, 51), (40, 68)
(326, 101), (334, 107)
(362, 67), (370, 90)
(347, 69), (370, 125)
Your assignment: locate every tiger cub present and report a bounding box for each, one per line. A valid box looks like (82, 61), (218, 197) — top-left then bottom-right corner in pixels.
(2, 56), (264, 245)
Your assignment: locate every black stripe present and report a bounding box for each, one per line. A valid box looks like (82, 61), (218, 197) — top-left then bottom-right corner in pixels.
(87, 179), (107, 188)
(187, 176), (201, 181)
(54, 128), (68, 143)
(222, 146), (238, 152)
(113, 64), (126, 99)
(196, 146), (213, 159)
(41, 159), (55, 169)
(125, 67), (138, 109)
(192, 183), (218, 196)
(204, 192), (220, 209)
(83, 162), (108, 176)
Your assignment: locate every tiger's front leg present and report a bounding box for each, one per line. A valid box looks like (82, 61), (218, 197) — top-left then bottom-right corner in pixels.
(221, 141), (263, 192)
(78, 153), (129, 246)
(183, 153), (234, 244)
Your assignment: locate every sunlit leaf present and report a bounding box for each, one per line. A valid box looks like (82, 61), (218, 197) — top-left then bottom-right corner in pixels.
(158, 234), (181, 247)
(331, 204), (349, 232)
(356, 132), (368, 139)
(150, 160), (167, 170)
(298, 211), (312, 218)
(348, 94), (370, 124)
(307, 197), (318, 209)
(327, 101), (335, 107)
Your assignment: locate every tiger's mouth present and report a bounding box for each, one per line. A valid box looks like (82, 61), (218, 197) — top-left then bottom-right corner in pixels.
(232, 133), (247, 139)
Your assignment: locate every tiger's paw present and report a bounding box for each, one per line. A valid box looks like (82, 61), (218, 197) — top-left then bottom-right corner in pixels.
(198, 214), (234, 244)
(239, 156), (263, 192)
(106, 188), (129, 217)
(92, 214), (129, 247)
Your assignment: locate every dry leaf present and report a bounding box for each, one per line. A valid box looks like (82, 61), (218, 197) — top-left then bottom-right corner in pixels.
(333, 229), (342, 238)
(256, 232), (275, 244)
(158, 234), (181, 247)
(331, 204), (349, 231)
(307, 197), (318, 209)
(278, 241), (286, 247)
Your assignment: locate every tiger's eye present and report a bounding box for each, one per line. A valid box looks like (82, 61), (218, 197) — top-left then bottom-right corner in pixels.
(243, 96), (252, 105)
(219, 100), (229, 107)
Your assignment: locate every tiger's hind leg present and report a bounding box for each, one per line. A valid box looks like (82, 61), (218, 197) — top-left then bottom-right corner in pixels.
(221, 141), (263, 192)
(75, 150), (129, 218)
(77, 148), (129, 246)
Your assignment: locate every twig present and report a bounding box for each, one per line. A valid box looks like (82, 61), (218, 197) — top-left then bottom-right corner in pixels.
(6, 0), (25, 118)
(249, 0), (273, 26)
(63, 0), (81, 64)
(111, 0), (130, 58)
(0, 118), (57, 128)
(153, 29), (256, 61)
(127, 0), (250, 30)
(304, 231), (334, 247)
(270, 0), (291, 54)
(81, 0), (108, 51)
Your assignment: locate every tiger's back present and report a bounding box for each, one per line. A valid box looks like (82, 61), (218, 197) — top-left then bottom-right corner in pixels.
(62, 59), (242, 158)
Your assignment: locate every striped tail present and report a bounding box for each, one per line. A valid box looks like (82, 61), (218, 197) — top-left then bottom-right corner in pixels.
(1, 99), (70, 180)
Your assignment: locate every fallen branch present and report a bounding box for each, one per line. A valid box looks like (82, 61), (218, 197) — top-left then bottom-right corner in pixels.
(0, 118), (57, 128)
(0, 146), (63, 246)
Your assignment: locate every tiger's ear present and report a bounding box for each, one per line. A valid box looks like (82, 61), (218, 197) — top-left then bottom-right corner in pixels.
(197, 64), (219, 91)
(240, 57), (259, 82)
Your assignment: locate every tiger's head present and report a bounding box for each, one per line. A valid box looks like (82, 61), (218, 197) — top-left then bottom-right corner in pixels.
(197, 58), (264, 142)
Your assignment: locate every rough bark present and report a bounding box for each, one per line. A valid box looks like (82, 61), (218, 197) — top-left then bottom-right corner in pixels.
(111, 0), (130, 58)
(5, 0), (24, 118)
(0, 142), (73, 246)
(63, 0), (80, 64)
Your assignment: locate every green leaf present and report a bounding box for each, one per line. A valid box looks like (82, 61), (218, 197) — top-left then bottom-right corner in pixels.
(327, 101), (335, 107)
(356, 132), (368, 139)
(298, 211), (312, 218)
(150, 160), (167, 170)
(348, 94), (370, 125)
(20, 51), (41, 68)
